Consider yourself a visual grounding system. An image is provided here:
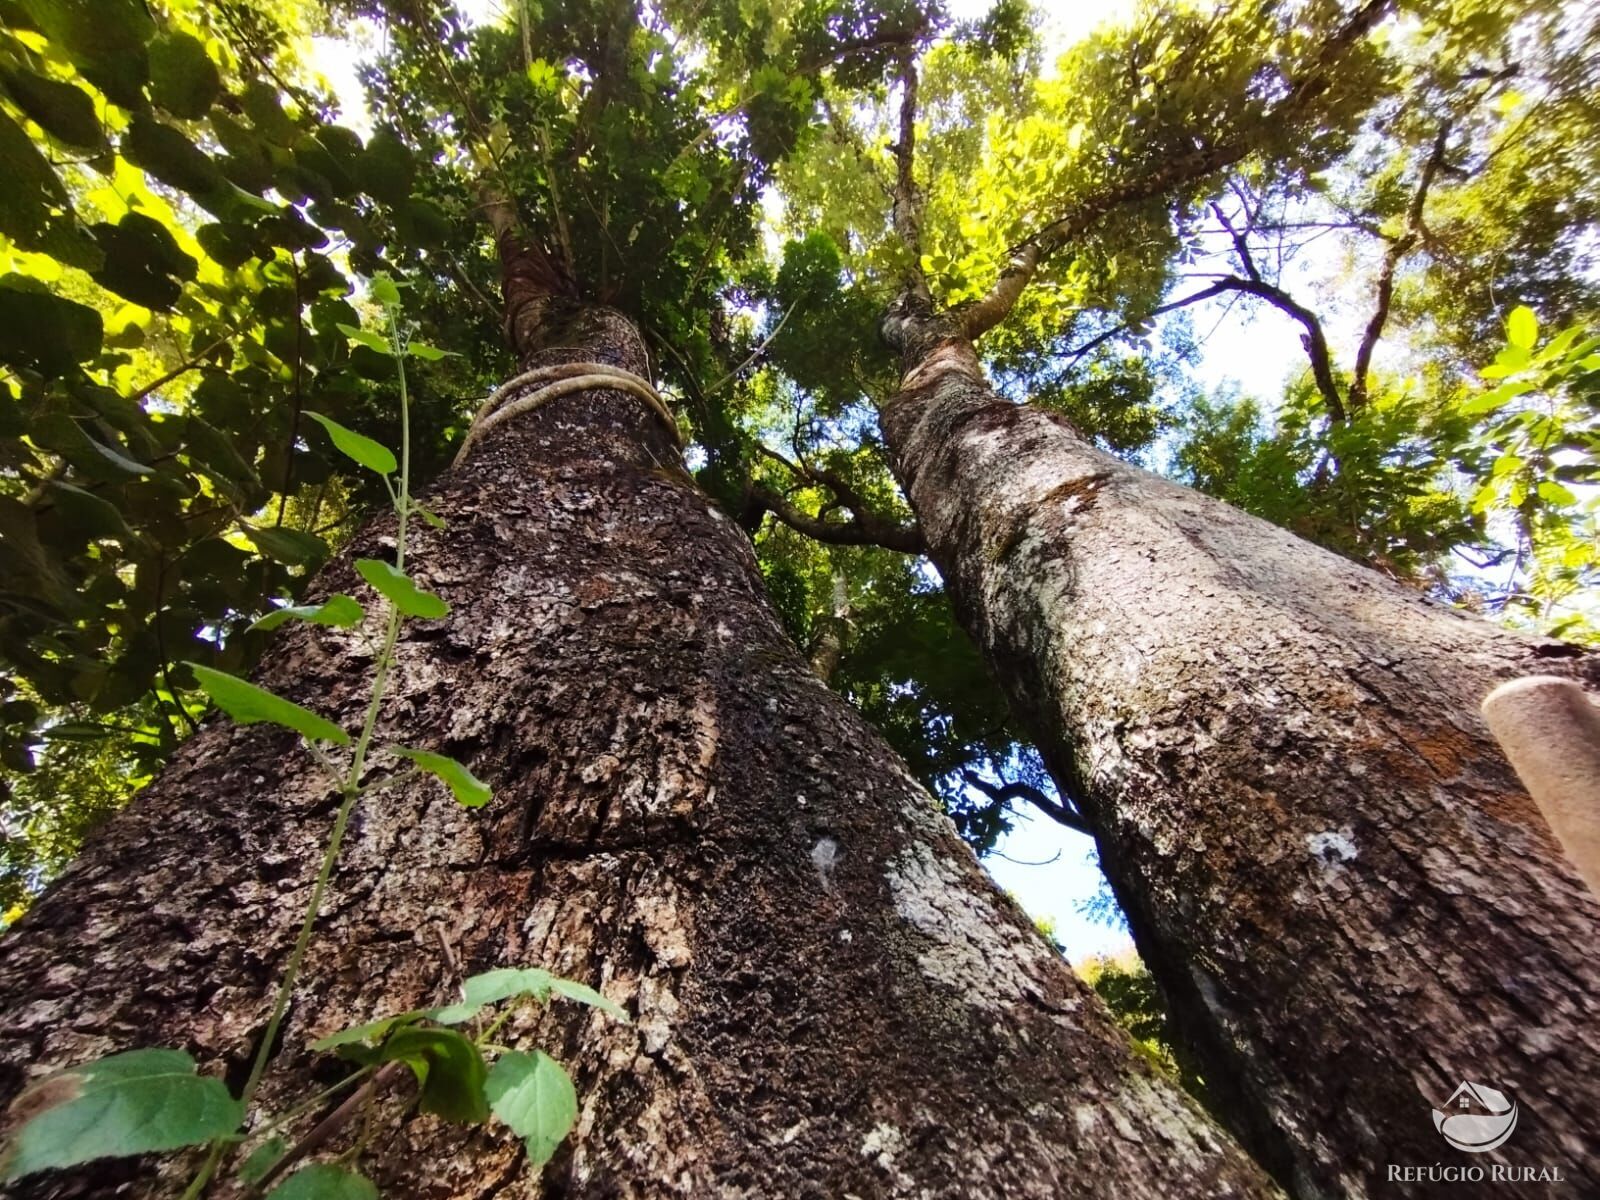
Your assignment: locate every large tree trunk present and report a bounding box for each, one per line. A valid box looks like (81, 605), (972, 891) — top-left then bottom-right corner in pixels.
(878, 311), (1600, 1199)
(0, 286), (1278, 1197)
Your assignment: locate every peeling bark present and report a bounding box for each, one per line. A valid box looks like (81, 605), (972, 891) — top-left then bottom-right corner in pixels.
(0, 304), (1278, 1198)
(878, 317), (1600, 1199)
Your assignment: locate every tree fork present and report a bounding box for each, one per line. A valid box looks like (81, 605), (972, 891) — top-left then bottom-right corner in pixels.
(0, 283), (1278, 1197)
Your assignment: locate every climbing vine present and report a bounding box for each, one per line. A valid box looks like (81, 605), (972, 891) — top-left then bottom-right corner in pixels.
(0, 280), (626, 1196)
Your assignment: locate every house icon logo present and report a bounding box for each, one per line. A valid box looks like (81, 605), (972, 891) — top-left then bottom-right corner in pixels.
(1432, 1081), (1519, 1153)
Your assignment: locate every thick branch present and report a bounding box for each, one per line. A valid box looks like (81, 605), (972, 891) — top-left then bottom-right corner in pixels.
(889, 47), (933, 305)
(752, 482), (925, 554)
(960, 0), (1396, 338)
(1206, 275), (1346, 421)
(962, 770), (1091, 836)
(808, 571), (853, 682)
(1348, 122), (1451, 409)
(479, 182), (574, 360)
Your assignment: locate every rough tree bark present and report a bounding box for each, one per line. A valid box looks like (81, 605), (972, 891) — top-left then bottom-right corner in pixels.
(0, 254), (1280, 1197)
(878, 305), (1600, 1200)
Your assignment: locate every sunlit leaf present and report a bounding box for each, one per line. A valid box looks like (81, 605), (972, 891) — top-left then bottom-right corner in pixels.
(250, 594), (366, 633)
(303, 412), (397, 475)
(485, 1050), (577, 1168)
(186, 663), (349, 745)
(390, 746), (491, 807)
(355, 559), (449, 619)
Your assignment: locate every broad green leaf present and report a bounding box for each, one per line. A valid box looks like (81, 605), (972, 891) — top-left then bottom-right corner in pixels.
(122, 115), (225, 199)
(264, 1164), (377, 1200)
(0, 279), (103, 374)
(485, 1050), (577, 1168)
(250, 594), (366, 633)
(336, 323), (392, 355)
(370, 275), (402, 309)
(390, 747), (491, 807)
(239, 1136), (288, 1185)
(310, 1011), (428, 1052)
(1536, 480), (1577, 507)
(46, 481), (138, 544)
(355, 559), (449, 619)
(186, 663), (350, 745)
(1507, 305), (1538, 351)
(432, 967), (627, 1025)
(375, 1027), (489, 1124)
(304, 412), (397, 475)
(85, 435), (153, 476)
(243, 525), (329, 567)
(148, 31), (221, 119)
(1459, 379), (1535, 416)
(15, 0), (154, 108)
(358, 131), (414, 203)
(0, 1048), (242, 1181)
(0, 68), (102, 148)
(406, 342), (455, 361)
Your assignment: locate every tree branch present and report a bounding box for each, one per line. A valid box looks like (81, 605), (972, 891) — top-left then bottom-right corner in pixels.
(1348, 121), (1451, 410)
(752, 482), (925, 554)
(962, 770), (1091, 836)
(959, 0), (1396, 338)
(888, 47), (933, 306)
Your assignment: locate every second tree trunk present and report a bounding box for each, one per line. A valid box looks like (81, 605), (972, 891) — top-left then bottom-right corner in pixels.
(879, 314), (1600, 1198)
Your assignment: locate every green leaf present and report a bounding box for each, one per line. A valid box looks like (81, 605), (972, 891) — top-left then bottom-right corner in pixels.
(1507, 305), (1538, 351)
(85, 435), (153, 476)
(432, 967), (627, 1025)
(0, 277), (103, 374)
(416, 504), (447, 530)
(370, 275), (402, 309)
(186, 662), (350, 745)
(264, 1164), (377, 1200)
(335, 322), (391, 355)
(243, 525), (329, 567)
(1459, 379), (1535, 416)
(1536, 480), (1578, 507)
(149, 31), (221, 119)
(250, 594), (366, 633)
(547, 977), (630, 1024)
(239, 1136), (288, 1185)
(45, 481), (138, 544)
(122, 115), (225, 200)
(485, 1050), (577, 1168)
(390, 747), (491, 807)
(16, 0), (154, 108)
(303, 412), (397, 475)
(357, 130), (414, 203)
(406, 342), (455, 361)
(309, 1011), (428, 1052)
(375, 1027), (489, 1124)
(0, 1048), (242, 1181)
(355, 559), (449, 619)
(0, 68), (103, 148)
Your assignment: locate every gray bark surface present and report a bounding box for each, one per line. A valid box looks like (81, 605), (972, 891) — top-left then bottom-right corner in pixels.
(0, 302), (1278, 1198)
(878, 317), (1600, 1200)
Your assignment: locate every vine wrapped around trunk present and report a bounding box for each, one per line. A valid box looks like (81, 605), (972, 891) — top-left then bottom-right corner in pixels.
(879, 306), (1600, 1199)
(0, 293), (1279, 1198)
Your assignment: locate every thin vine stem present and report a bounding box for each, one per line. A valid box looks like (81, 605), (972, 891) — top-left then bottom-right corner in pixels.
(183, 294), (416, 1199)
